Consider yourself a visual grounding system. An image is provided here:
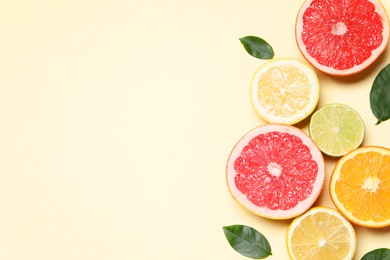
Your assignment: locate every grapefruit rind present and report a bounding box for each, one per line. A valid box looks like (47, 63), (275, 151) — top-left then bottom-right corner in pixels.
(226, 124), (325, 220)
(286, 206), (356, 260)
(250, 58), (320, 125)
(295, 0), (390, 76)
(330, 146), (390, 228)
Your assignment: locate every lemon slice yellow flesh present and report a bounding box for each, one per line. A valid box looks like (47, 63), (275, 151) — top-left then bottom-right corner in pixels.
(250, 58), (320, 125)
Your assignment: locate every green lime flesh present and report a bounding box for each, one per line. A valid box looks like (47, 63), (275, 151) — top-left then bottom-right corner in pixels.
(309, 104), (364, 157)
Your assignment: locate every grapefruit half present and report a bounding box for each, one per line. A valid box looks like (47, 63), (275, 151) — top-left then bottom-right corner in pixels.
(226, 124), (325, 219)
(295, 0), (389, 76)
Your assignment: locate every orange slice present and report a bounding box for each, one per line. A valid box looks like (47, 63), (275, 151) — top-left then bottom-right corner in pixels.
(330, 146), (390, 228)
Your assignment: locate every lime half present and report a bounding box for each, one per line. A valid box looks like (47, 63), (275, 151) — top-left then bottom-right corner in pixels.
(309, 103), (364, 157)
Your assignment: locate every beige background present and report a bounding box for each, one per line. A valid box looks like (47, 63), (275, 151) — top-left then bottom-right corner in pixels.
(0, 0), (389, 259)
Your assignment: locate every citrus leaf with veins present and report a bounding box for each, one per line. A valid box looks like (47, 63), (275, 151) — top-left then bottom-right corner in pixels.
(239, 36), (274, 60)
(370, 63), (390, 125)
(223, 225), (272, 259)
(361, 248), (390, 260)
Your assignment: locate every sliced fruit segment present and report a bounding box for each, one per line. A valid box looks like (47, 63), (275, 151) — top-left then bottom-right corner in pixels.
(226, 124), (325, 219)
(250, 58), (320, 125)
(286, 207), (356, 260)
(330, 146), (390, 228)
(309, 103), (364, 157)
(295, 0), (390, 76)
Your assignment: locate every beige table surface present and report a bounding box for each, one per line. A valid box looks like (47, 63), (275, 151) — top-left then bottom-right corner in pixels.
(0, 0), (389, 259)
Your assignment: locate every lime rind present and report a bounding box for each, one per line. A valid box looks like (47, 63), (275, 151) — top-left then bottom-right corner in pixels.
(309, 103), (365, 157)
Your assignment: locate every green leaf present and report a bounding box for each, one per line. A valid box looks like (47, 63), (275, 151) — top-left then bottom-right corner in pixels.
(239, 36), (274, 60)
(223, 224), (272, 259)
(361, 248), (390, 260)
(370, 63), (390, 125)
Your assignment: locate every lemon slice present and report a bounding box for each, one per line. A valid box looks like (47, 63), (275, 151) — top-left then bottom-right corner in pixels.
(250, 58), (320, 125)
(309, 103), (364, 157)
(286, 206), (356, 260)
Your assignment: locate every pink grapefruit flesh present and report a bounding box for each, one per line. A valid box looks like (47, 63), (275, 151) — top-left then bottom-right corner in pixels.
(295, 0), (389, 76)
(226, 124), (325, 219)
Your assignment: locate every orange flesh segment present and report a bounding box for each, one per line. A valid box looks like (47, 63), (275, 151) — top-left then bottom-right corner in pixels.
(335, 152), (390, 222)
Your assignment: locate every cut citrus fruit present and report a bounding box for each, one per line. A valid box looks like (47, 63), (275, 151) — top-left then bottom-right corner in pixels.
(296, 0), (390, 76)
(330, 146), (390, 228)
(309, 103), (365, 157)
(250, 58), (320, 125)
(226, 124), (325, 219)
(286, 206), (356, 260)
